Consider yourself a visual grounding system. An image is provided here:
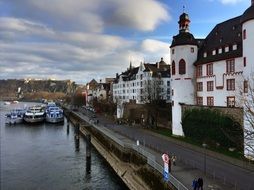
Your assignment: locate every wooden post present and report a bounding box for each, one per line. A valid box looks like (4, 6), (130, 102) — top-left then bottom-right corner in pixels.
(86, 134), (91, 158)
(85, 134), (91, 174)
(75, 134), (80, 152)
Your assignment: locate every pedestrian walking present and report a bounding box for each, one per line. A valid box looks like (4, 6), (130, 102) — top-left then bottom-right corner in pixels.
(198, 178), (203, 190)
(192, 179), (198, 190)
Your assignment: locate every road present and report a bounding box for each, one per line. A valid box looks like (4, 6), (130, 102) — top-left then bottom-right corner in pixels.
(81, 107), (254, 190)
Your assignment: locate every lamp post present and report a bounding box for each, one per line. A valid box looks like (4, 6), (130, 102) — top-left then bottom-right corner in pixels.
(202, 143), (207, 175)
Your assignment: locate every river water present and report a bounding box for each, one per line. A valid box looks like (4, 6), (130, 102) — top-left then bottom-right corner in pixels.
(0, 102), (128, 190)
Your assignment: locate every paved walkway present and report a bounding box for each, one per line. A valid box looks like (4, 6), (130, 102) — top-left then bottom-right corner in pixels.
(77, 108), (254, 190)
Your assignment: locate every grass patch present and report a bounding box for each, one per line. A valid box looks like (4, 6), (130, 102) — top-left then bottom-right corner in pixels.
(149, 127), (252, 162)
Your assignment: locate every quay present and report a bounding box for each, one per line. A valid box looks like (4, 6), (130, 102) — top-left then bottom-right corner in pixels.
(64, 106), (254, 190)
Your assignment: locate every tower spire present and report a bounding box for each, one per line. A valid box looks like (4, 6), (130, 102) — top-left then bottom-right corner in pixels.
(183, 5), (185, 13)
(178, 12), (190, 33)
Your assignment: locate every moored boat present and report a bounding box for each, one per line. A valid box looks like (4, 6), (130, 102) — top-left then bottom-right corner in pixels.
(24, 105), (45, 123)
(5, 108), (26, 125)
(45, 103), (64, 123)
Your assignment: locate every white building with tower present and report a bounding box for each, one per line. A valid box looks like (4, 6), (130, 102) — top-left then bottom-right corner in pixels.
(170, 1), (254, 157)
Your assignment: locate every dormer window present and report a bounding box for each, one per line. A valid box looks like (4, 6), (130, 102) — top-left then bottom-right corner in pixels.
(233, 44), (237, 50)
(225, 46), (229, 52)
(218, 48), (222, 54)
(203, 52), (207, 58)
(212, 50), (216, 55)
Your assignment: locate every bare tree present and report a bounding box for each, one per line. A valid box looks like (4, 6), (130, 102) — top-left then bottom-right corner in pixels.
(242, 74), (254, 159)
(142, 76), (167, 128)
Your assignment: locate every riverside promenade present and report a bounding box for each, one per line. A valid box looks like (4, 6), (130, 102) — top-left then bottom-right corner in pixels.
(71, 107), (254, 190)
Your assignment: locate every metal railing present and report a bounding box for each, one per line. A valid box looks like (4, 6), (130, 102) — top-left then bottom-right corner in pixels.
(72, 110), (189, 190)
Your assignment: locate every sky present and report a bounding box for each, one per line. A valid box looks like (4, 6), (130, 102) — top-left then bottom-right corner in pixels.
(0, 0), (251, 84)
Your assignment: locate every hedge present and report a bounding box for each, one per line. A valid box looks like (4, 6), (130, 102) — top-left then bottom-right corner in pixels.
(182, 108), (243, 151)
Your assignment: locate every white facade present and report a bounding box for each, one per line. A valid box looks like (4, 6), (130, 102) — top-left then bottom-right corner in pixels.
(170, 2), (254, 158)
(171, 45), (197, 136)
(242, 18), (254, 159)
(196, 57), (244, 107)
(113, 60), (171, 118)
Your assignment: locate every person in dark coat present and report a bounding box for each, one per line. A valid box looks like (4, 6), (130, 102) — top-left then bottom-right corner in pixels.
(192, 179), (198, 190)
(198, 178), (203, 190)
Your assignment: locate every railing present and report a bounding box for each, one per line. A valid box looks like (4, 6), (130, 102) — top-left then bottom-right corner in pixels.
(72, 110), (189, 190)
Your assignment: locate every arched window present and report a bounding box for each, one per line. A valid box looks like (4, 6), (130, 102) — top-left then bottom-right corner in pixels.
(172, 61), (175, 75)
(179, 59), (186, 75)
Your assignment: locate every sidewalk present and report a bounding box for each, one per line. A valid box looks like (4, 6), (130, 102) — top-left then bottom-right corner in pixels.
(77, 110), (237, 190)
(99, 114), (235, 190)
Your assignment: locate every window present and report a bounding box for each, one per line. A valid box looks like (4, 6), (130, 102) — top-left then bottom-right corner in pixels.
(227, 79), (235, 91)
(197, 97), (203, 105)
(244, 80), (248, 93)
(227, 97), (235, 107)
(167, 81), (170, 86)
(218, 48), (222, 54)
(140, 81), (143, 87)
(225, 46), (229, 52)
(197, 82), (203, 91)
(172, 61), (176, 75)
(196, 66), (202, 77)
(243, 29), (246, 40)
(140, 74), (143, 80)
(206, 63), (213, 76)
(172, 89), (174, 96)
(226, 59), (235, 73)
(207, 81), (214, 91)
(191, 47), (194, 53)
(207, 97), (214, 106)
(179, 59), (186, 75)
(212, 50), (216, 55)
(244, 57), (246, 67)
(233, 44), (237, 50)
(203, 52), (207, 58)
(172, 49), (175, 54)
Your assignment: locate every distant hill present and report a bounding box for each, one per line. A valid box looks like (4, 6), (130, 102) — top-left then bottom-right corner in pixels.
(0, 79), (77, 101)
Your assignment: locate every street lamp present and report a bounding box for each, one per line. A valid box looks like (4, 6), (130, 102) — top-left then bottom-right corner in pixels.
(202, 143), (207, 175)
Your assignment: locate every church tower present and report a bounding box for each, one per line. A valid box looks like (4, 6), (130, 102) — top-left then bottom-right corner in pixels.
(170, 11), (198, 136)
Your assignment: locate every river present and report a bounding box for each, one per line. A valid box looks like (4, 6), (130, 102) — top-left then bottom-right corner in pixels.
(0, 102), (128, 190)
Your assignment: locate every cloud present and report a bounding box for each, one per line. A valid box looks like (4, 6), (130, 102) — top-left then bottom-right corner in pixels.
(0, 1), (171, 83)
(218, 0), (244, 4)
(107, 0), (170, 31)
(141, 39), (170, 64)
(5, 0), (170, 32)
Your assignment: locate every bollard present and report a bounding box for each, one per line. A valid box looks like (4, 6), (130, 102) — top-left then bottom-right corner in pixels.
(75, 134), (80, 152)
(86, 134), (91, 159)
(75, 123), (80, 135)
(67, 123), (70, 135)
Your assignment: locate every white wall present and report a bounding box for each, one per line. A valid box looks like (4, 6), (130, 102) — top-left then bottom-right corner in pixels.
(196, 57), (244, 106)
(171, 45), (197, 136)
(242, 19), (254, 159)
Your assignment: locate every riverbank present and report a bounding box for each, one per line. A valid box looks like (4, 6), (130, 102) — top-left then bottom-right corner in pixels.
(65, 109), (173, 190)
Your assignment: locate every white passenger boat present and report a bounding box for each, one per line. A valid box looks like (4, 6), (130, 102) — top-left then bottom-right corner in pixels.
(5, 109), (26, 125)
(45, 102), (64, 123)
(24, 105), (45, 123)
